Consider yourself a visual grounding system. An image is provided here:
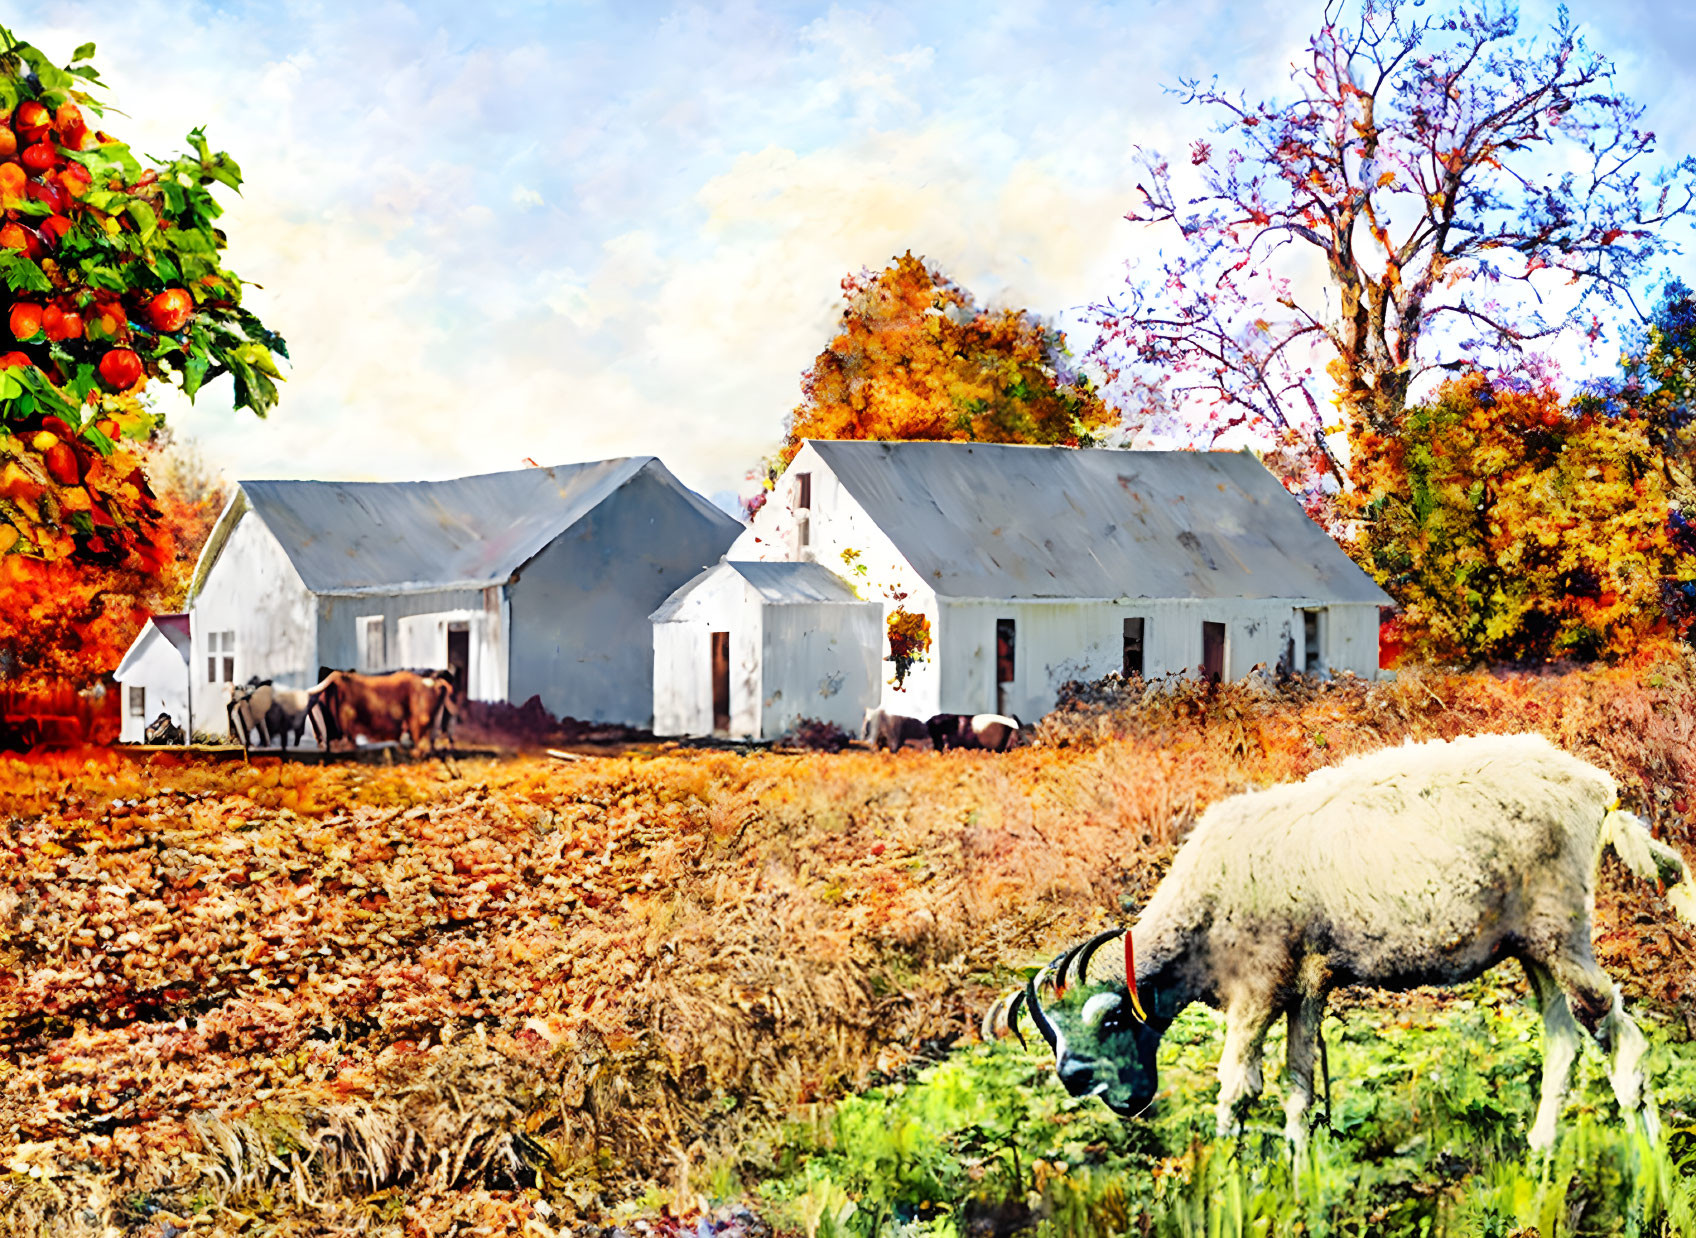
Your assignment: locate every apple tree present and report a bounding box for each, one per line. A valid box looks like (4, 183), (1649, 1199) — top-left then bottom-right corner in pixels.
(0, 28), (285, 575)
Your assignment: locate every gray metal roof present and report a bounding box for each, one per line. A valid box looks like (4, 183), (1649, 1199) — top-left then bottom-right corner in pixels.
(233, 457), (724, 596)
(807, 440), (1390, 603)
(651, 559), (872, 621)
(729, 560), (870, 604)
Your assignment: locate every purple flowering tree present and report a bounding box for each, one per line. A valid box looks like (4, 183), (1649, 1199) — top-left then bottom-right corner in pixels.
(1093, 0), (1696, 508)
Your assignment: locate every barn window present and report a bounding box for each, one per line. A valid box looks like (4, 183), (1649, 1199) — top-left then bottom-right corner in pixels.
(206, 631), (234, 683)
(128, 686), (146, 717)
(794, 472), (812, 510)
(1123, 617), (1145, 678)
(359, 616), (387, 671)
(1201, 621), (1225, 682)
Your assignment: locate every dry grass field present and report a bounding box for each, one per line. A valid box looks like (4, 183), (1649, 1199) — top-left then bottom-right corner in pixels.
(3, 660), (1696, 1236)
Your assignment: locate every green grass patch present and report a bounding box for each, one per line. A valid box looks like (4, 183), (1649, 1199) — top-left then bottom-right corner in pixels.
(752, 983), (1696, 1237)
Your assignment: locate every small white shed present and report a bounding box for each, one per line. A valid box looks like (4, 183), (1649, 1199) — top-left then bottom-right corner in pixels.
(651, 560), (882, 740)
(113, 614), (193, 743)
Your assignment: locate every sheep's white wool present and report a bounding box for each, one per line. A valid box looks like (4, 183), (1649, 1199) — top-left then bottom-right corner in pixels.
(1092, 733), (1627, 992)
(1008, 732), (1696, 1151)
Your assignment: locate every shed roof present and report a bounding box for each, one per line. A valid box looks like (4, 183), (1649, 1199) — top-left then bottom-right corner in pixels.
(806, 440), (1390, 603)
(650, 559), (873, 621)
(218, 457), (712, 596)
(728, 560), (868, 605)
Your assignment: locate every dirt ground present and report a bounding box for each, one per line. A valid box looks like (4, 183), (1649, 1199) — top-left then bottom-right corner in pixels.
(3, 661), (1695, 1235)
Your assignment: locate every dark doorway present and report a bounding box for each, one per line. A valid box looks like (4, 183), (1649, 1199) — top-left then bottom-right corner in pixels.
(1123, 617), (1145, 679)
(1303, 609), (1323, 676)
(1201, 621), (1225, 682)
(996, 618), (1016, 716)
(446, 623), (470, 697)
(711, 631), (730, 733)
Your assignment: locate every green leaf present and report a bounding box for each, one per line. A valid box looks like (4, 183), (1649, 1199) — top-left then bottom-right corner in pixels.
(0, 253), (51, 294)
(81, 265), (128, 293)
(125, 200), (157, 244)
(166, 227), (215, 257)
(71, 42), (96, 62)
(65, 364), (97, 405)
(18, 46), (75, 98)
(182, 353), (208, 399)
(80, 422), (113, 455)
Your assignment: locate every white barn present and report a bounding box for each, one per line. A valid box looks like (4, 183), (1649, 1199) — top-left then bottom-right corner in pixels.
(187, 458), (741, 733)
(113, 613), (193, 743)
(651, 560), (882, 740)
(689, 440), (1389, 726)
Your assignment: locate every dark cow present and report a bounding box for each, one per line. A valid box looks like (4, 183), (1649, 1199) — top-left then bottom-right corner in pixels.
(927, 712), (1023, 752)
(307, 670), (455, 755)
(144, 713), (185, 745)
(862, 707), (930, 752)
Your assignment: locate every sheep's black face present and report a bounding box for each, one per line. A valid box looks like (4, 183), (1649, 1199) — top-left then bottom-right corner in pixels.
(1042, 985), (1168, 1116)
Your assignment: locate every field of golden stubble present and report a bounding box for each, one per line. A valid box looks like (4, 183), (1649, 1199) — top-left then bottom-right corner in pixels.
(1, 660), (1694, 1236)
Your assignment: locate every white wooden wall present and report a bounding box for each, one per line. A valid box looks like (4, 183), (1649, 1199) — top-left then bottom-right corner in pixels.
(115, 631), (192, 743)
(759, 601), (883, 739)
(731, 442), (944, 717)
(190, 513), (316, 739)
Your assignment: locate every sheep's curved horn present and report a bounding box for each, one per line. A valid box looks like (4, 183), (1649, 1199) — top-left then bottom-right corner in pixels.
(1053, 942), (1087, 997)
(1072, 928), (1125, 986)
(1024, 975), (1058, 1050)
(1005, 990), (1029, 1048)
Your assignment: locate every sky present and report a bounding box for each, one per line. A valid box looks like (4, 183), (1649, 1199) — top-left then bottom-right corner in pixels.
(23, 0), (1696, 511)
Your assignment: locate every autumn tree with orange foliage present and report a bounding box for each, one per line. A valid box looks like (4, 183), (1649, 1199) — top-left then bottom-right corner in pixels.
(1356, 373), (1695, 664)
(778, 252), (1115, 470)
(0, 432), (223, 690)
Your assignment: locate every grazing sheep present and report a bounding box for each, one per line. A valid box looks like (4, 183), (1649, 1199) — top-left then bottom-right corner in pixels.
(984, 733), (1696, 1151)
(862, 708), (929, 752)
(926, 713), (1023, 752)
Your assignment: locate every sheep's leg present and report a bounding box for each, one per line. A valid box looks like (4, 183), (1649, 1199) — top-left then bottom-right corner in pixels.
(1544, 954), (1656, 1140)
(1522, 958), (1582, 1152)
(1214, 999), (1277, 1139)
(1282, 994), (1323, 1153)
(1601, 989), (1658, 1141)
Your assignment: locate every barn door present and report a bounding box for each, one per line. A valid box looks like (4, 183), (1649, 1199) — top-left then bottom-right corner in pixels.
(710, 632), (730, 733)
(995, 618), (1016, 716)
(1201, 621), (1226, 682)
(446, 623), (470, 698)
